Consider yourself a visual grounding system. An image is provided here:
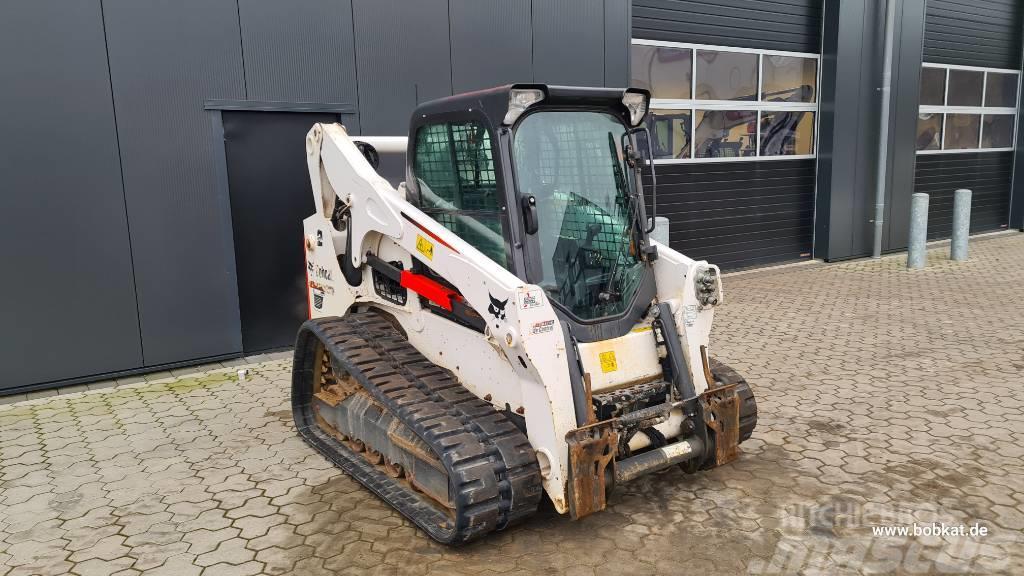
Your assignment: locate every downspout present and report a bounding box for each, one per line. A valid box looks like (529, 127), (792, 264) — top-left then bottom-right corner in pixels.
(872, 0), (898, 258)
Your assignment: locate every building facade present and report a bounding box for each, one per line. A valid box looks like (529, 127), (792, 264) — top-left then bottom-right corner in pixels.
(2, 0), (1022, 394)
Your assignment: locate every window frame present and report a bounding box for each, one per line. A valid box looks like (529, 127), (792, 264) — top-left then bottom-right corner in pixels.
(917, 62), (1021, 155)
(632, 38), (821, 164)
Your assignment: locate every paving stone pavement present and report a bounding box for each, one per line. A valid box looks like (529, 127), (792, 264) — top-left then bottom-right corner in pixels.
(2, 233), (1023, 576)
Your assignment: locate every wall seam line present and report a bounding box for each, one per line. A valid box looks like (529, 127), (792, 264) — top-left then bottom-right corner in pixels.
(348, 0), (363, 133)
(530, 0), (536, 82)
(448, 0), (455, 94)
(98, 0), (146, 365)
(235, 0), (248, 99)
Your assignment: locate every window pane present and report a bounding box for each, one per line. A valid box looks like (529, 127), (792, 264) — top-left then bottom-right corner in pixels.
(762, 56), (817, 103)
(915, 113), (942, 151)
(947, 69), (983, 107)
(919, 67), (946, 106)
(631, 45), (692, 100)
(985, 72), (1018, 108)
(695, 50), (758, 101)
(512, 112), (645, 320)
(982, 114), (1015, 148)
(694, 110), (757, 158)
(760, 111), (815, 156)
(646, 109), (691, 159)
(943, 114), (981, 149)
(414, 122), (499, 210)
(429, 212), (507, 267)
(413, 122), (507, 268)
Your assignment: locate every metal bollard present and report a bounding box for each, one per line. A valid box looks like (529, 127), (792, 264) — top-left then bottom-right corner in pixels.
(907, 193), (929, 269)
(950, 189), (972, 261)
(649, 216), (671, 245)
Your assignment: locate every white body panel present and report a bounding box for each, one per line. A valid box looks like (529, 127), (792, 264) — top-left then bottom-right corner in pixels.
(301, 123), (723, 513)
(577, 326), (662, 393)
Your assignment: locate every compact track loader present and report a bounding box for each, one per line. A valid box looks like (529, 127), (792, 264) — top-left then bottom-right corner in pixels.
(293, 85), (757, 544)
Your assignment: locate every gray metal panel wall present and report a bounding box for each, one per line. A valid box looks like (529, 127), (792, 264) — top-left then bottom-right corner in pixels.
(0, 0), (143, 390)
(882, 0), (927, 251)
(103, 0), (244, 366)
(924, 0), (1023, 69)
(449, 0), (533, 92)
(237, 0), (360, 129)
(533, 0), (607, 86)
(605, 0), (632, 86)
(353, 0), (453, 135)
(633, 0), (823, 53)
(1012, 71), (1024, 230)
(815, 0), (883, 260)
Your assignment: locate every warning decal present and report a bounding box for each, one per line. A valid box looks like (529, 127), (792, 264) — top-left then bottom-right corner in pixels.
(415, 235), (434, 260)
(599, 351), (618, 373)
(530, 320), (555, 335)
(520, 289), (543, 310)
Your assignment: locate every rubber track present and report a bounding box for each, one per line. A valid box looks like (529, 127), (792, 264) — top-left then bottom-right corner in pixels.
(292, 312), (542, 544)
(708, 358), (758, 442)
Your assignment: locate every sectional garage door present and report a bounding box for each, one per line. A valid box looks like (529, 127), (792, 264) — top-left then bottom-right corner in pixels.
(913, 0), (1023, 239)
(632, 0), (822, 269)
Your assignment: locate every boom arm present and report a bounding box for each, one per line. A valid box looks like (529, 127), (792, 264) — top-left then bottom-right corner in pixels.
(304, 123), (581, 512)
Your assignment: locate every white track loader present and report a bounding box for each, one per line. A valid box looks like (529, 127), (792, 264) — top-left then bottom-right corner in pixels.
(293, 85), (757, 544)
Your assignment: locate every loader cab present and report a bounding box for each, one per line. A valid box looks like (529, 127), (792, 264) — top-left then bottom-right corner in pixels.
(406, 84), (658, 342)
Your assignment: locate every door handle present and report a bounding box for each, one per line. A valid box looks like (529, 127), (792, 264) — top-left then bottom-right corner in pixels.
(521, 195), (538, 235)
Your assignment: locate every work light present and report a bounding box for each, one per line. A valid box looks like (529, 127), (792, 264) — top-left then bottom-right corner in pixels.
(504, 88), (545, 125)
(622, 90), (650, 126)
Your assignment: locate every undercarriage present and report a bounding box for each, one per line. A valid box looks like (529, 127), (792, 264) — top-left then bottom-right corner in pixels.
(292, 311), (543, 544)
(293, 309), (756, 543)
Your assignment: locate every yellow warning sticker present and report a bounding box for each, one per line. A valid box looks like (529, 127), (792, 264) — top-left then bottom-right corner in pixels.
(599, 351), (618, 373)
(416, 235), (434, 260)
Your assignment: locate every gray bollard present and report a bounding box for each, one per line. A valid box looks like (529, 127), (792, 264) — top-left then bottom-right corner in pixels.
(950, 189), (972, 261)
(649, 216), (671, 245)
(907, 193), (929, 269)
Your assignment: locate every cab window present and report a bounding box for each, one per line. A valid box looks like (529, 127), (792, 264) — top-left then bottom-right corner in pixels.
(413, 121), (508, 269)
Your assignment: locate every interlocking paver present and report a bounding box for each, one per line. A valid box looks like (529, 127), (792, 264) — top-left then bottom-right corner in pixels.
(2, 233), (1024, 575)
(70, 557), (136, 576)
(194, 537), (254, 567)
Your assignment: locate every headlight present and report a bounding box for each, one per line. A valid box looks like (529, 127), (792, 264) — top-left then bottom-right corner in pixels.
(503, 88), (545, 125)
(622, 90), (650, 127)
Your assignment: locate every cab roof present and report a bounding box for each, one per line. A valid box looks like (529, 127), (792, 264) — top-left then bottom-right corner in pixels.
(409, 84), (644, 132)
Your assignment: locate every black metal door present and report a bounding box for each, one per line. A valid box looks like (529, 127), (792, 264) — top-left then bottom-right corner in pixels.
(223, 111), (338, 353)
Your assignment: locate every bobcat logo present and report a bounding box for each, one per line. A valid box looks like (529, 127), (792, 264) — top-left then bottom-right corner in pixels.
(488, 293), (508, 320)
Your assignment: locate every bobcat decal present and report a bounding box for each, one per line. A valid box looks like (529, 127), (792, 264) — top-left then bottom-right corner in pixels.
(487, 293), (508, 320)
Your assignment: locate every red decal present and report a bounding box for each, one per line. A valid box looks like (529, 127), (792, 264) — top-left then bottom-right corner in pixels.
(400, 271), (461, 312)
(402, 213), (459, 253)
